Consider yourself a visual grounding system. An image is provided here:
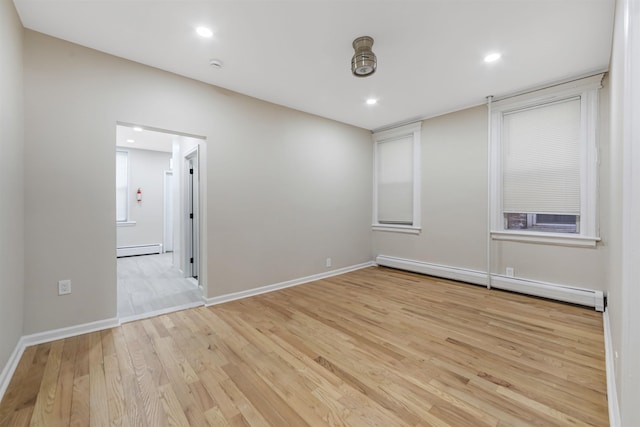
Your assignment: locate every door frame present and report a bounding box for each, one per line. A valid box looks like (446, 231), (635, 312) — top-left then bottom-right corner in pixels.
(184, 147), (200, 281)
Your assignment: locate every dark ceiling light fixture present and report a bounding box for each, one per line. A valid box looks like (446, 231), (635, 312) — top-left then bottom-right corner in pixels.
(351, 36), (377, 77)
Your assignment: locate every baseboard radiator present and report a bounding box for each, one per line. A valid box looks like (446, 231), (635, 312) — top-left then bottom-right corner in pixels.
(117, 244), (163, 258)
(375, 255), (605, 311)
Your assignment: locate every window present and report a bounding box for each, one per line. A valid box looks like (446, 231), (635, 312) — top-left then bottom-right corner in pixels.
(505, 213), (578, 233)
(489, 74), (603, 247)
(373, 122), (421, 233)
(115, 150), (129, 222)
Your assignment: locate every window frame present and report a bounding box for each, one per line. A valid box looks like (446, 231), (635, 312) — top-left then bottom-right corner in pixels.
(489, 74), (603, 248)
(505, 213), (580, 234)
(115, 149), (132, 225)
(530, 213), (579, 232)
(372, 122), (422, 234)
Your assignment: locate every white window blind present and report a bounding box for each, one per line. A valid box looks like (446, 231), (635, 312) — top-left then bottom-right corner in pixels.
(377, 136), (413, 224)
(502, 97), (581, 215)
(115, 151), (128, 222)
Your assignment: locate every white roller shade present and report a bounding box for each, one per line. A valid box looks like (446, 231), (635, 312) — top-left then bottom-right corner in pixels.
(115, 151), (128, 221)
(502, 97), (581, 215)
(377, 136), (413, 224)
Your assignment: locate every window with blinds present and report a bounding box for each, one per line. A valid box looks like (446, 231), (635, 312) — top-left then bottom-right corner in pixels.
(372, 122), (421, 233)
(377, 136), (414, 224)
(502, 98), (581, 233)
(489, 73), (602, 246)
(115, 150), (129, 222)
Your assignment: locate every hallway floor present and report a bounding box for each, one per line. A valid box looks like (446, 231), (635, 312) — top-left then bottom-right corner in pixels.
(117, 253), (202, 318)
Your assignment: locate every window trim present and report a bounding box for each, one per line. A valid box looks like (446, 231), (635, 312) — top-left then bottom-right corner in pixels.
(489, 74), (603, 247)
(372, 122), (422, 234)
(116, 149), (130, 223)
(491, 231), (600, 248)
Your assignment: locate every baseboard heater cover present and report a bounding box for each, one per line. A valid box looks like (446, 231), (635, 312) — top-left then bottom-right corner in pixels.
(375, 255), (604, 311)
(491, 276), (605, 311)
(375, 255), (488, 286)
(117, 244), (163, 257)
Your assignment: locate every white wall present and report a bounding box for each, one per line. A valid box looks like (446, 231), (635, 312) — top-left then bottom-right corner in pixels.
(116, 148), (172, 248)
(373, 86), (610, 292)
(608, 0), (640, 423)
(372, 107), (488, 271)
(23, 30), (373, 334)
(0, 0), (25, 373)
(207, 101), (373, 295)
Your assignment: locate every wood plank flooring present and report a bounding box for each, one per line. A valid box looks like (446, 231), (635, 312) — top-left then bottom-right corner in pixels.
(0, 267), (609, 426)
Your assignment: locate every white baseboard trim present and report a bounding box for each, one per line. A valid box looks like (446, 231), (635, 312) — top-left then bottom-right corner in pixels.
(22, 317), (120, 348)
(603, 310), (621, 427)
(1, 262), (374, 401)
(117, 244), (163, 258)
(119, 300), (205, 324)
(205, 261), (376, 306)
(375, 255), (604, 310)
(0, 316), (120, 402)
(0, 336), (27, 403)
(376, 255), (488, 286)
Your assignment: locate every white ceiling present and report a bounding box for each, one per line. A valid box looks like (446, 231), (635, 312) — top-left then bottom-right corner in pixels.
(116, 125), (174, 153)
(14, 0), (615, 131)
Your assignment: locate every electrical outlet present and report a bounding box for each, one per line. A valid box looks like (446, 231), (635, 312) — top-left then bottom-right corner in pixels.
(58, 279), (71, 295)
(505, 267), (514, 277)
(326, 258), (332, 268)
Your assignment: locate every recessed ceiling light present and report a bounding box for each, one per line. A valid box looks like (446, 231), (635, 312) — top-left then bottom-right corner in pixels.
(484, 52), (502, 63)
(196, 27), (213, 38)
(126, 139), (135, 143)
(366, 98), (378, 105)
(132, 126), (143, 132)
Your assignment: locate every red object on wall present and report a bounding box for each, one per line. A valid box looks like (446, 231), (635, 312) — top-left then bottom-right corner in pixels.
(136, 188), (142, 203)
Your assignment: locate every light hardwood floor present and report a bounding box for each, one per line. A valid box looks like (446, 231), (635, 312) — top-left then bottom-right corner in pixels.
(0, 267), (609, 426)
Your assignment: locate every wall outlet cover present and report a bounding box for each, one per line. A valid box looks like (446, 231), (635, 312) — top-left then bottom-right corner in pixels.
(58, 279), (71, 295)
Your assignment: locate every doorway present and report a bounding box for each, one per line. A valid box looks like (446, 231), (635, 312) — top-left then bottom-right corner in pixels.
(115, 124), (205, 320)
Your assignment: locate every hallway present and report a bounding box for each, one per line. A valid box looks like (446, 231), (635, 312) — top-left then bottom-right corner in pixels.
(117, 253), (202, 319)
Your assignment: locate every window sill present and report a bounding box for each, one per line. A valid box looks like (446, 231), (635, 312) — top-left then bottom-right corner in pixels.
(491, 231), (600, 248)
(116, 221), (137, 227)
(372, 224), (421, 235)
